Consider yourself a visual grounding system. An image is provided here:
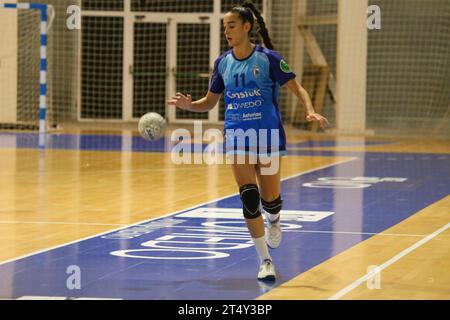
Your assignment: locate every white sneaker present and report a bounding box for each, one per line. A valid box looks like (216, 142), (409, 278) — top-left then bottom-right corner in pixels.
(265, 216), (282, 249)
(258, 259), (276, 281)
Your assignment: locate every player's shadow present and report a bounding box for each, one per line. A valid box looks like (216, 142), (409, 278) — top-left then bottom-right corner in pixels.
(190, 276), (281, 293)
(119, 276), (282, 298)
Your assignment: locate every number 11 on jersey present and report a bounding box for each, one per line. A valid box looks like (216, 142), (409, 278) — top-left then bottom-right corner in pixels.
(234, 73), (246, 87)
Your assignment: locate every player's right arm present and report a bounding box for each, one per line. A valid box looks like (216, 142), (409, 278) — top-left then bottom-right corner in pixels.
(167, 91), (221, 112)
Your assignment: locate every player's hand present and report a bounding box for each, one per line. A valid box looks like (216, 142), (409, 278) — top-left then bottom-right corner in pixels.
(306, 112), (329, 129)
(167, 92), (192, 111)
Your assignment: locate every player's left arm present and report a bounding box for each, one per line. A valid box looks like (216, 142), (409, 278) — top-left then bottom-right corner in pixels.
(285, 79), (329, 129)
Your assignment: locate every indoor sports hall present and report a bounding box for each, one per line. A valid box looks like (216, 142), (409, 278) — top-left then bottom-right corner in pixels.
(0, 0), (449, 300)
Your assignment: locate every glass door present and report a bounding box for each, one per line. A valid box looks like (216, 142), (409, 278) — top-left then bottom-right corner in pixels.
(132, 22), (168, 118)
(173, 22), (211, 122)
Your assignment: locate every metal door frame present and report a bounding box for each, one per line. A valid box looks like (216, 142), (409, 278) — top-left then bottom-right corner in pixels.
(78, 0), (267, 124)
(131, 13), (221, 124)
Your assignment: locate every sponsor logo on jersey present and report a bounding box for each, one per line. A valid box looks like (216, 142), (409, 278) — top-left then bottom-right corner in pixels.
(226, 89), (262, 100)
(252, 66), (261, 77)
(242, 112), (262, 120)
(227, 100), (263, 110)
(280, 59), (292, 73)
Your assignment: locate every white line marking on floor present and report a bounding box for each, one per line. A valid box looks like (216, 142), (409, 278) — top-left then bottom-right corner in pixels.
(284, 230), (427, 237)
(0, 157), (357, 266)
(0, 221), (130, 227)
(328, 222), (450, 300)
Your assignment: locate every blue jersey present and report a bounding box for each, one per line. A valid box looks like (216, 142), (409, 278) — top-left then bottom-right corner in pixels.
(209, 45), (296, 156)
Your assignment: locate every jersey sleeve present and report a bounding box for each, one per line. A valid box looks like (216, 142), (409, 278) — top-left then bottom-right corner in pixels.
(209, 57), (225, 94)
(267, 50), (296, 86)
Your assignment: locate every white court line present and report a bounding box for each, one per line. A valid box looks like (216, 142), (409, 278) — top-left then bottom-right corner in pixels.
(0, 221), (130, 227)
(0, 222), (426, 237)
(0, 166), (226, 176)
(284, 230), (427, 238)
(0, 221), (427, 238)
(328, 222), (450, 300)
(163, 226), (427, 238)
(0, 157), (357, 266)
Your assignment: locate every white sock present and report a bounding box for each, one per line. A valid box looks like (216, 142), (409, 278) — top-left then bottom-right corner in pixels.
(252, 236), (271, 263)
(268, 212), (280, 223)
(262, 208), (280, 223)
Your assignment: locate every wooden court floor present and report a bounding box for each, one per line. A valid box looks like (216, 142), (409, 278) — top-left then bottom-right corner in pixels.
(0, 125), (449, 300)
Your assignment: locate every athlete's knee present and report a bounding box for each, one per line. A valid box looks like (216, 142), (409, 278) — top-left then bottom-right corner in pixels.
(239, 184), (262, 219)
(261, 195), (283, 215)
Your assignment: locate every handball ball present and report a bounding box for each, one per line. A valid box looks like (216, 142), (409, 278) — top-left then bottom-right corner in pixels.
(138, 112), (166, 141)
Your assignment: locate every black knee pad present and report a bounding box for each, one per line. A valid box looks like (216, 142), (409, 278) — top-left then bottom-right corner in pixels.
(239, 184), (262, 219)
(261, 195), (283, 215)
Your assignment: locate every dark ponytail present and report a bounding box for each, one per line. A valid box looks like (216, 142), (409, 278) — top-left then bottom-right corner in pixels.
(230, 1), (275, 50)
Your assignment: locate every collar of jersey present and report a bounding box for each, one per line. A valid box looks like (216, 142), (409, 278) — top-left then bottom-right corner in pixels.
(231, 44), (259, 62)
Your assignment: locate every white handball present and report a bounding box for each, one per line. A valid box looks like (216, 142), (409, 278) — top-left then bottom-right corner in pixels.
(138, 112), (166, 141)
